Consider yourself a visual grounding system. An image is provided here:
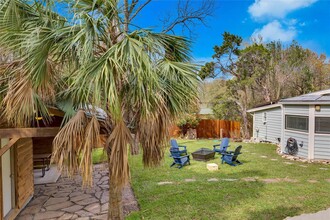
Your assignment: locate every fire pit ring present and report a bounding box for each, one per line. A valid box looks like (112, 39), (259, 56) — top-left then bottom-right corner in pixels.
(192, 148), (215, 161)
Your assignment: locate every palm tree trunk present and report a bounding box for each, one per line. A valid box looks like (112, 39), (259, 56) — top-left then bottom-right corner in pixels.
(108, 163), (124, 220)
(130, 133), (139, 155)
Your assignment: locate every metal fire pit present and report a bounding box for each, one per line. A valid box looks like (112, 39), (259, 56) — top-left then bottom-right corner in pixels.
(192, 148), (215, 161)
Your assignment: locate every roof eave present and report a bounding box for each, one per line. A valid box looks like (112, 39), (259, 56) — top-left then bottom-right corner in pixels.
(247, 103), (282, 113)
(279, 101), (330, 105)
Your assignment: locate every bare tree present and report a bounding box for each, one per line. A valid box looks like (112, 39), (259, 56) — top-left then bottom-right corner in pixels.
(161, 0), (214, 35)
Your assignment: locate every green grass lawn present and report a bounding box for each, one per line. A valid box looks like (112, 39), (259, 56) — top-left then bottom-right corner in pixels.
(92, 148), (107, 164)
(125, 139), (330, 220)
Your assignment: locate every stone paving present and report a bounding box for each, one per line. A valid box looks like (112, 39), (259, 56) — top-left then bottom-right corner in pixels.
(17, 164), (139, 220)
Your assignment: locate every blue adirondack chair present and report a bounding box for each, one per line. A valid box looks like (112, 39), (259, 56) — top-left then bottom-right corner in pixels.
(170, 139), (187, 155)
(221, 145), (243, 166)
(170, 149), (190, 169)
(213, 138), (230, 154)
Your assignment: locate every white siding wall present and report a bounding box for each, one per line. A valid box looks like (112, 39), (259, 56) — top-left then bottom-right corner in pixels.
(314, 105), (330, 160)
(285, 105), (309, 115)
(283, 105), (309, 158)
(284, 131), (309, 158)
(253, 107), (282, 143)
(314, 105), (330, 116)
(314, 135), (330, 160)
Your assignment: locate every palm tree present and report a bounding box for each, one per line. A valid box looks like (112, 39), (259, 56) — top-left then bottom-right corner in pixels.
(0, 0), (199, 219)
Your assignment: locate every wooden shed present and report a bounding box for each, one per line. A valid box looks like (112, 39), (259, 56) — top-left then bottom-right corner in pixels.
(248, 89), (330, 161)
(0, 127), (59, 220)
(0, 107), (63, 220)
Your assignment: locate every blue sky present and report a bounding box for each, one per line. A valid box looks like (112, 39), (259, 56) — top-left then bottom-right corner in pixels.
(132, 0), (330, 63)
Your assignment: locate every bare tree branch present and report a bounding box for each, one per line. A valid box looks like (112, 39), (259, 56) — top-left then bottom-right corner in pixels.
(161, 0), (214, 35)
(129, 0), (152, 22)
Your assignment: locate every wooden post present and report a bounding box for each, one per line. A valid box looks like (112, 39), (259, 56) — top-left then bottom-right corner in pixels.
(0, 138), (19, 157)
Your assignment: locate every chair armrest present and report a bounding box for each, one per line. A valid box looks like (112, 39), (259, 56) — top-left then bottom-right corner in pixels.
(213, 144), (220, 148)
(172, 154), (190, 159)
(222, 152), (235, 156)
(178, 145), (187, 149)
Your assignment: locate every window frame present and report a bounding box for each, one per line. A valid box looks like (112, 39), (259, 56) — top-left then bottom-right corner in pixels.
(285, 115), (309, 132)
(315, 117), (330, 134)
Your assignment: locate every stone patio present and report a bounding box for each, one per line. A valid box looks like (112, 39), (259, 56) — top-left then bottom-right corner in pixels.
(17, 164), (139, 220)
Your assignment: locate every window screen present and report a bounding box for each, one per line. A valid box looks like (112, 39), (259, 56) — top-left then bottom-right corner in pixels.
(315, 117), (330, 134)
(285, 115), (308, 132)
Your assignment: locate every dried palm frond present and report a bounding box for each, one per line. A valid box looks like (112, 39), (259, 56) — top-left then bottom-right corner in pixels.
(80, 115), (100, 186)
(1, 75), (50, 127)
(52, 110), (87, 177)
(106, 120), (132, 188)
(139, 107), (171, 167)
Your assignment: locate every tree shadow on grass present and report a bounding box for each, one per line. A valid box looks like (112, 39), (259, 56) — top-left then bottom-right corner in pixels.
(246, 205), (302, 220)
(214, 169), (268, 180)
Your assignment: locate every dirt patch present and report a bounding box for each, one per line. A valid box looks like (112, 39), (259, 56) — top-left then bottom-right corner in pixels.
(261, 178), (281, 183)
(242, 177), (256, 182)
(185, 179), (196, 182)
(157, 181), (173, 185)
(221, 178), (238, 182)
(307, 180), (319, 183)
(282, 178), (298, 183)
(207, 178), (219, 182)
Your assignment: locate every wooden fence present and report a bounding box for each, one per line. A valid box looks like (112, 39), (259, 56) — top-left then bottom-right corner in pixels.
(169, 119), (240, 139)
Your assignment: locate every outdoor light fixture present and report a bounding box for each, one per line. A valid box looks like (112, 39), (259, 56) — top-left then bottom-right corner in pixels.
(315, 105), (321, 111)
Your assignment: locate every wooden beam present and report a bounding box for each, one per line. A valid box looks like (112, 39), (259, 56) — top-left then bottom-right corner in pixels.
(48, 107), (65, 117)
(0, 127), (60, 139)
(0, 138), (19, 158)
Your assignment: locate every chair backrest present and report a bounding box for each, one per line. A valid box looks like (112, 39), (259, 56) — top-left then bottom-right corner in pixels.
(232, 145), (242, 161)
(170, 139), (179, 150)
(219, 138), (230, 152)
(170, 149), (181, 157)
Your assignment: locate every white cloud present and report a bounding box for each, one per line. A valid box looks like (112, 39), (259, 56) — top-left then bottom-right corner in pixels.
(252, 20), (296, 42)
(284, 19), (298, 26)
(248, 0), (318, 19)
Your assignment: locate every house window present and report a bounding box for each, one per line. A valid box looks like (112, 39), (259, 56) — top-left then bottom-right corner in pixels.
(315, 117), (330, 134)
(285, 115), (308, 132)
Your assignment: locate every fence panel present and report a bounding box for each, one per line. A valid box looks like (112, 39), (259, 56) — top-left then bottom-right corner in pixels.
(170, 119), (240, 139)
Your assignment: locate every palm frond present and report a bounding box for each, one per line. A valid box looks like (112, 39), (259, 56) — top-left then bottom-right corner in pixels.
(80, 115), (100, 186)
(138, 107), (170, 167)
(1, 74), (51, 127)
(106, 120), (132, 188)
(52, 110), (87, 177)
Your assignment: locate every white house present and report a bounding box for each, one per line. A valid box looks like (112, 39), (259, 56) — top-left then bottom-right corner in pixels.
(248, 89), (330, 160)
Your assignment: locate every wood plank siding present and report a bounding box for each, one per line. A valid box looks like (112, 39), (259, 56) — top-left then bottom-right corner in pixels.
(14, 138), (34, 209)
